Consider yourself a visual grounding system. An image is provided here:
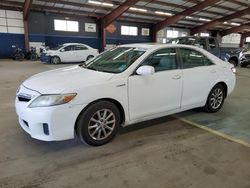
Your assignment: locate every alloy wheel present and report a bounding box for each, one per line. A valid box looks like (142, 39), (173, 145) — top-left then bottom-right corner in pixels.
(210, 88), (223, 109)
(52, 57), (60, 64)
(87, 109), (116, 141)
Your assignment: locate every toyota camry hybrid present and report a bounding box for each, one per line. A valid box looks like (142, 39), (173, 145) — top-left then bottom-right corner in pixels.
(15, 44), (236, 146)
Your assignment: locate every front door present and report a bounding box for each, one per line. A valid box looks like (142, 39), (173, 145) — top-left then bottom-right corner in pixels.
(128, 48), (183, 120)
(60, 45), (76, 62)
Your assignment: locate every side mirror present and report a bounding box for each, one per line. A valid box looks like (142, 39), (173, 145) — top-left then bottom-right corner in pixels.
(60, 48), (65, 52)
(136, 65), (155, 75)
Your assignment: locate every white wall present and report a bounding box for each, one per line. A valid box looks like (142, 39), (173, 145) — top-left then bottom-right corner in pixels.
(0, 9), (24, 34)
(157, 27), (190, 43)
(221, 33), (241, 48)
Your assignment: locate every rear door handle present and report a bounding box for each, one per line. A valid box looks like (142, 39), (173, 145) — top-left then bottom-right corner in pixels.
(172, 75), (182, 80)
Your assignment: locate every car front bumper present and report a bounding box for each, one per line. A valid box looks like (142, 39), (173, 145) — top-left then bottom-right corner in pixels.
(15, 86), (86, 141)
(40, 53), (51, 63)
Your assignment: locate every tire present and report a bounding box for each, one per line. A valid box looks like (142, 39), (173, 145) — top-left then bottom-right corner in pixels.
(50, 56), (61, 64)
(76, 100), (121, 146)
(86, 55), (94, 61)
(204, 84), (225, 113)
(229, 59), (237, 67)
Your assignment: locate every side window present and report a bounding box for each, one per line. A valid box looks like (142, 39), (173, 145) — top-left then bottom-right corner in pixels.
(75, 45), (88, 50)
(179, 48), (214, 69)
(194, 38), (206, 49)
(208, 38), (217, 49)
(204, 57), (214, 66)
(142, 48), (177, 72)
(63, 45), (74, 51)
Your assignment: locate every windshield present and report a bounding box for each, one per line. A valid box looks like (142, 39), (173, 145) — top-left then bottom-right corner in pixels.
(51, 45), (63, 50)
(84, 47), (146, 73)
(169, 37), (196, 45)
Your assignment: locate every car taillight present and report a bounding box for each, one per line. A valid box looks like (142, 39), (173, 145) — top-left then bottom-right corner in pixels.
(231, 67), (236, 74)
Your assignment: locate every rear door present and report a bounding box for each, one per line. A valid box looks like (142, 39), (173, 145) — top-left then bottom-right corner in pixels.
(74, 45), (89, 62)
(178, 48), (219, 108)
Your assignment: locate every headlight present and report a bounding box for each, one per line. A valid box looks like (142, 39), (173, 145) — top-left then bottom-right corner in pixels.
(29, 93), (77, 108)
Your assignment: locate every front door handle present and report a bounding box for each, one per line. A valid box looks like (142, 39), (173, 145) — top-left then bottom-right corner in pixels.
(172, 75), (182, 80)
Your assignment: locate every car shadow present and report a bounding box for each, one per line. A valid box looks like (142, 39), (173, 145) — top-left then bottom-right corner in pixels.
(119, 115), (176, 135)
(21, 109), (202, 152)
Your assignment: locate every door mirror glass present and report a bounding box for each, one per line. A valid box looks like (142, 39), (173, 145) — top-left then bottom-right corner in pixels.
(136, 65), (155, 75)
(60, 48), (65, 52)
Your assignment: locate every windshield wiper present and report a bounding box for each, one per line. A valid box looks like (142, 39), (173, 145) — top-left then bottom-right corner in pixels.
(79, 62), (87, 67)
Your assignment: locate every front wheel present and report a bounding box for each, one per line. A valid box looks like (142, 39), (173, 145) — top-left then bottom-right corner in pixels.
(204, 84), (225, 113)
(50, 56), (61, 64)
(76, 101), (120, 146)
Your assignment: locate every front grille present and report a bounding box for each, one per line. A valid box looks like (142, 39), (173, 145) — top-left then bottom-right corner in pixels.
(245, 54), (250, 60)
(18, 94), (32, 102)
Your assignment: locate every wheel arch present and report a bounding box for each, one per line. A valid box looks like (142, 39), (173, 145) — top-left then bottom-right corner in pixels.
(228, 56), (238, 66)
(215, 81), (228, 98)
(86, 55), (94, 61)
(74, 98), (126, 132)
(50, 55), (61, 64)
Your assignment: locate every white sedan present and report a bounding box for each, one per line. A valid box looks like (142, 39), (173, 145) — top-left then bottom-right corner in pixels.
(16, 44), (236, 146)
(40, 43), (99, 64)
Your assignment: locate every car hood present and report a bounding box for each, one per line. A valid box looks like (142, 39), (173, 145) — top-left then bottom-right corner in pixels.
(23, 66), (115, 94)
(44, 50), (56, 53)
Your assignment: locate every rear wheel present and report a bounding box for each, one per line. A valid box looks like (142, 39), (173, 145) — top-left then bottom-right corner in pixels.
(204, 84), (225, 113)
(50, 56), (61, 64)
(76, 101), (120, 146)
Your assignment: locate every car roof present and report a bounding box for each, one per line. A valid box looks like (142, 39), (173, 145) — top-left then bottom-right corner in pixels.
(63, 43), (86, 46)
(172, 36), (214, 39)
(119, 43), (221, 61)
(119, 43), (204, 50)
